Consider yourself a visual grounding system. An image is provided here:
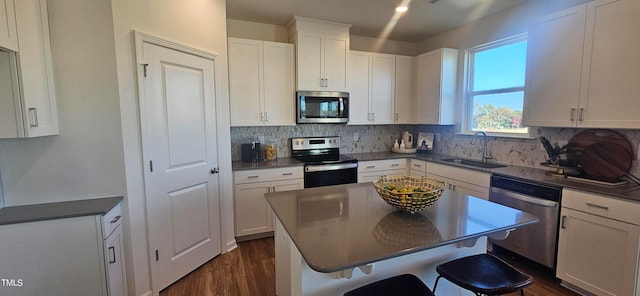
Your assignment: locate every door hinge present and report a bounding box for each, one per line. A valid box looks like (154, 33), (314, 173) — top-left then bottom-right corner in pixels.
(142, 63), (149, 77)
(150, 160), (153, 172)
(155, 249), (159, 261)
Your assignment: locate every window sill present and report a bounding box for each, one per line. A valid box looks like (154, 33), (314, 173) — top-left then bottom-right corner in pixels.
(456, 132), (535, 140)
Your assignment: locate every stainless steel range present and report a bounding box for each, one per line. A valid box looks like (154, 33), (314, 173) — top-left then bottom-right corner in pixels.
(291, 136), (358, 188)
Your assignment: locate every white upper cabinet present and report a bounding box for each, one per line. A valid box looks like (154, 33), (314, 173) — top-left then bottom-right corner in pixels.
(0, 0), (58, 138)
(348, 51), (395, 125)
(414, 48), (458, 125)
(524, 0), (640, 129)
(394, 55), (413, 124)
(228, 38), (295, 127)
(0, 0), (18, 51)
(522, 5), (586, 128)
(288, 16), (350, 92)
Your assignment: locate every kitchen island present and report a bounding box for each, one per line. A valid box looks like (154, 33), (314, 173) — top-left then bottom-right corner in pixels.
(265, 182), (538, 296)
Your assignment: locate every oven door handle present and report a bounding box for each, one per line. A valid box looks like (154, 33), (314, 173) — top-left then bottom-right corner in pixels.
(305, 163), (358, 172)
(490, 187), (558, 208)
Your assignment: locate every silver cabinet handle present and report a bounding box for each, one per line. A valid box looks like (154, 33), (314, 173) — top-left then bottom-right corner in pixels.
(579, 108), (585, 121)
(28, 107), (39, 127)
(586, 202), (608, 210)
(324, 78), (329, 87)
(371, 113), (375, 121)
(561, 215), (566, 229)
(366, 165), (376, 169)
(108, 246), (116, 264)
(570, 108), (576, 121)
(110, 215), (122, 224)
(247, 175), (259, 179)
(260, 112), (264, 122)
(413, 164), (422, 168)
(391, 163), (400, 167)
(490, 187), (558, 207)
(282, 172), (293, 176)
(395, 113), (399, 121)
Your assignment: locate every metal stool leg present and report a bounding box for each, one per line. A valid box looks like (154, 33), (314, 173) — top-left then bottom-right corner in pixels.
(432, 275), (442, 294)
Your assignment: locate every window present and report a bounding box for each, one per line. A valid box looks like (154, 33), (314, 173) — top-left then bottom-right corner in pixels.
(465, 35), (528, 136)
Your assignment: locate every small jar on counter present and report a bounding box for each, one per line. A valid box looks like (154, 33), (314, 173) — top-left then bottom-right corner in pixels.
(264, 143), (277, 161)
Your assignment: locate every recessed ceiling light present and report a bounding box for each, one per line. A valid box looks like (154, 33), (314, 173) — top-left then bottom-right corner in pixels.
(395, 6), (408, 12)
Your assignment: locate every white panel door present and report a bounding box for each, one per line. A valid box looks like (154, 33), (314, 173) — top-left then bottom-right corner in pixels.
(371, 53), (395, 124)
(297, 32), (323, 90)
(228, 38), (263, 126)
(263, 41), (295, 126)
(323, 35), (349, 91)
(394, 55), (413, 124)
(140, 41), (221, 292)
(348, 51), (372, 125)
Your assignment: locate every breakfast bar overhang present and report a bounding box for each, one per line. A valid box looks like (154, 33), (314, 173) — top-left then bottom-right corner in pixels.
(266, 182), (539, 296)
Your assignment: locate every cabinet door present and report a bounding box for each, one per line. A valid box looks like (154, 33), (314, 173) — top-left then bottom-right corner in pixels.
(297, 32), (324, 91)
(323, 34), (348, 91)
(0, 0), (18, 51)
(370, 53), (395, 124)
(348, 51), (372, 125)
(557, 207), (640, 296)
(415, 49), (456, 124)
(234, 182), (272, 236)
(579, 0), (640, 128)
(394, 55), (413, 124)
(273, 178), (304, 192)
(263, 41), (295, 126)
(14, 0), (58, 137)
(523, 5), (586, 128)
(228, 38), (263, 126)
(105, 226), (127, 296)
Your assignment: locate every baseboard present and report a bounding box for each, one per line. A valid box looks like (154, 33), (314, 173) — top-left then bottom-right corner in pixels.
(225, 239), (238, 253)
(560, 281), (596, 296)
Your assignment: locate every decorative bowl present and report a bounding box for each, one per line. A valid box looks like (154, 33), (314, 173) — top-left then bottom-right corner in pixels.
(373, 175), (446, 214)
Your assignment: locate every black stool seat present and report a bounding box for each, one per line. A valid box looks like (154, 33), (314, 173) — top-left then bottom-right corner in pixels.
(433, 254), (533, 295)
(344, 274), (434, 296)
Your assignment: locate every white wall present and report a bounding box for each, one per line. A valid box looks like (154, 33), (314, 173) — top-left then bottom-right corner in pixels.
(111, 0), (233, 295)
(227, 19), (289, 42)
(0, 0), (126, 206)
(226, 18), (417, 56)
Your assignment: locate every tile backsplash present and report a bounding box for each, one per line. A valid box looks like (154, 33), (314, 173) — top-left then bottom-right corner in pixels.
(231, 125), (640, 175)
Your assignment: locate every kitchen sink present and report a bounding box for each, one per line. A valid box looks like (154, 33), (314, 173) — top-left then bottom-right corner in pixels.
(440, 158), (507, 169)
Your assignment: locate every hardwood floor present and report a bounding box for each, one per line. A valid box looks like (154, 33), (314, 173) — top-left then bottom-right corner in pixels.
(160, 237), (579, 296)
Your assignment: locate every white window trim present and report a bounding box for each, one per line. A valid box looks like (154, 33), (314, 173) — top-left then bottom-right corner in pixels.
(462, 34), (531, 139)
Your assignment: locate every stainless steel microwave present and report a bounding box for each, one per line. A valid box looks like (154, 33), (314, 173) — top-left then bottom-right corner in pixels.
(297, 91), (349, 124)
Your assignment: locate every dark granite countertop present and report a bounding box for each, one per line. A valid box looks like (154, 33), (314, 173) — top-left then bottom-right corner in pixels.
(265, 182), (538, 273)
(0, 196), (123, 225)
(232, 157), (304, 171)
(232, 152), (640, 202)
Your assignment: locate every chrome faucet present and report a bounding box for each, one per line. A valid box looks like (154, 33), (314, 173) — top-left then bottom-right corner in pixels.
(471, 131), (493, 162)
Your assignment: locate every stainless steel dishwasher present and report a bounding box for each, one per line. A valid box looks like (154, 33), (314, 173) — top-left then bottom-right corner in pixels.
(489, 175), (561, 269)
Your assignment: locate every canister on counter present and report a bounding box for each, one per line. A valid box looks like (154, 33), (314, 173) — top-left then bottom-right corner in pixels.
(264, 143), (277, 161)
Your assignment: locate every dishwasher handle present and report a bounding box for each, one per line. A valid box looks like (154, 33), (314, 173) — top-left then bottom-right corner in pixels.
(490, 187), (558, 207)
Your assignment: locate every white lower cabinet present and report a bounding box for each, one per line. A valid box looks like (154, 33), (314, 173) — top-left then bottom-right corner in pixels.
(409, 159), (427, 177)
(234, 167), (303, 239)
(557, 189), (640, 296)
(357, 159), (408, 183)
(0, 203), (126, 296)
(426, 162), (490, 200)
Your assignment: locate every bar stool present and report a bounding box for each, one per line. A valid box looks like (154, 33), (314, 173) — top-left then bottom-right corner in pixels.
(344, 274), (435, 296)
(432, 254), (533, 296)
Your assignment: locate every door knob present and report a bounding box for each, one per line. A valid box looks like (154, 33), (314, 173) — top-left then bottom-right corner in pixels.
(210, 167), (219, 174)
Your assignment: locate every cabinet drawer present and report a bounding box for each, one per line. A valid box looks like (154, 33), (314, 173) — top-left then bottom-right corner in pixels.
(562, 188), (640, 225)
(102, 203), (122, 238)
(359, 159), (407, 173)
(410, 159), (427, 174)
(235, 167), (303, 184)
(427, 162), (490, 187)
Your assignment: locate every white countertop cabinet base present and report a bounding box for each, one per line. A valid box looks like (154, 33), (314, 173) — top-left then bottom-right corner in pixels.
(0, 203), (126, 296)
(557, 189), (640, 296)
(234, 167), (303, 239)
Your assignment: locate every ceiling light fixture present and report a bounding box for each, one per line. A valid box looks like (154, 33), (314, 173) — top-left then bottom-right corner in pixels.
(395, 6), (408, 12)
